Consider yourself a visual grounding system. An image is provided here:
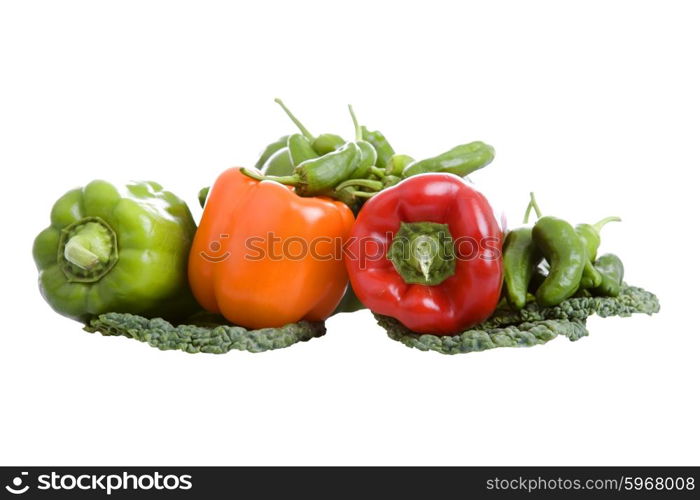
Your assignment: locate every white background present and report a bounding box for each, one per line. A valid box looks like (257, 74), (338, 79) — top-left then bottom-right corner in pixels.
(1, 1), (698, 466)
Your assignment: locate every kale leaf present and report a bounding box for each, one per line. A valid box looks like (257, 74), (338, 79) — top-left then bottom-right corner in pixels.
(377, 285), (659, 355)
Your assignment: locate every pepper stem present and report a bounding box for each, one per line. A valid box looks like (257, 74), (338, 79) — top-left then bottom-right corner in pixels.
(523, 200), (533, 224)
(64, 238), (100, 270)
(58, 217), (118, 283)
(387, 222), (456, 286)
(240, 167), (299, 186)
(335, 178), (384, 192)
(593, 216), (621, 233)
(347, 190), (376, 199)
(370, 166), (385, 178)
(274, 98), (314, 141)
(348, 104), (362, 141)
(529, 192), (543, 219)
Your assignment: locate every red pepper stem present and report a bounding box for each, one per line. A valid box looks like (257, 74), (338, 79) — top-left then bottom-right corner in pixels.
(240, 167), (299, 186)
(529, 192), (543, 219)
(348, 104), (362, 141)
(387, 222), (456, 286)
(274, 98), (314, 141)
(335, 178), (383, 192)
(593, 216), (621, 233)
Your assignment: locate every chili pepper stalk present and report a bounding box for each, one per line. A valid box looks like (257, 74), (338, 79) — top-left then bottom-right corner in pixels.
(274, 98), (345, 154)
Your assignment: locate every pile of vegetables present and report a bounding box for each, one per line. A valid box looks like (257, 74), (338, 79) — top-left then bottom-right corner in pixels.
(33, 100), (659, 354)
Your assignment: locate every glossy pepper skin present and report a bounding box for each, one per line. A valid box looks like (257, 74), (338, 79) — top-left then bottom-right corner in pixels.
(254, 135), (289, 170)
(242, 142), (361, 196)
(532, 216), (586, 306)
(503, 227), (542, 309)
(593, 253), (624, 297)
(262, 147), (295, 176)
(361, 126), (395, 169)
(575, 216), (620, 288)
(189, 168), (355, 329)
(33, 180), (197, 323)
(402, 141), (495, 178)
(345, 173), (503, 335)
(287, 133), (319, 166)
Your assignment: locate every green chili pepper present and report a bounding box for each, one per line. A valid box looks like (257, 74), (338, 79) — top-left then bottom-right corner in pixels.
(287, 133), (319, 166)
(575, 216), (620, 288)
(198, 186), (209, 208)
(575, 216), (621, 261)
(241, 142), (361, 196)
(528, 264), (549, 295)
(262, 147), (295, 176)
(274, 98), (345, 155)
(312, 134), (346, 155)
(532, 215), (587, 307)
(402, 141), (495, 178)
(254, 135), (289, 170)
(382, 175), (401, 188)
(347, 105), (377, 179)
(503, 197), (543, 310)
(580, 259), (603, 289)
(361, 126), (395, 169)
(385, 154), (414, 177)
(593, 253), (624, 297)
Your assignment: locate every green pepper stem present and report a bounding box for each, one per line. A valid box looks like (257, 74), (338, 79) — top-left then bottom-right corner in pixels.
(64, 238), (100, 270)
(348, 104), (362, 141)
(370, 166), (385, 178)
(240, 167), (299, 186)
(58, 217), (119, 283)
(274, 98), (314, 141)
(529, 192), (543, 219)
(348, 190), (376, 199)
(523, 201), (533, 224)
(593, 216), (621, 233)
(335, 178), (384, 192)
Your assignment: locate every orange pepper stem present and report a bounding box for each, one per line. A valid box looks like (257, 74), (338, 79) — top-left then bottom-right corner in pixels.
(240, 167), (300, 186)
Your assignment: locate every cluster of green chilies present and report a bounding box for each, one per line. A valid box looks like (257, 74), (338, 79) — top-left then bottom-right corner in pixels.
(237, 99), (495, 211)
(503, 192), (624, 310)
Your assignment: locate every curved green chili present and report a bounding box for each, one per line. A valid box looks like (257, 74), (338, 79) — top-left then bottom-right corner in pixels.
(593, 253), (624, 297)
(532, 216), (587, 307)
(402, 141), (495, 177)
(254, 135), (289, 170)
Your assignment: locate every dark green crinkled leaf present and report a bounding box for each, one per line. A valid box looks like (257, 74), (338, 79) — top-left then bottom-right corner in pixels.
(85, 312), (326, 354)
(377, 284), (659, 355)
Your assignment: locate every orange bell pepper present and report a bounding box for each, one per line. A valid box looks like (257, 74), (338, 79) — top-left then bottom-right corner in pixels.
(188, 168), (355, 329)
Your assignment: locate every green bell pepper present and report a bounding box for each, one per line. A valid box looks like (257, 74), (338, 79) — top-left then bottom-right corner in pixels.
(33, 180), (198, 322)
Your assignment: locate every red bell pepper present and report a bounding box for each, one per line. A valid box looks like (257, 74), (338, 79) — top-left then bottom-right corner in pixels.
(345, 173), (503, 335)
